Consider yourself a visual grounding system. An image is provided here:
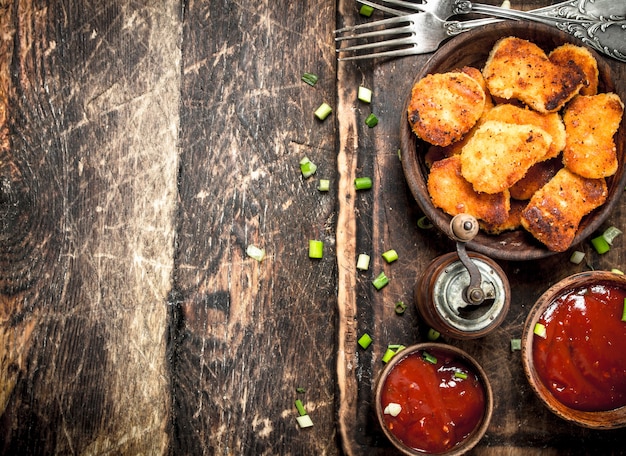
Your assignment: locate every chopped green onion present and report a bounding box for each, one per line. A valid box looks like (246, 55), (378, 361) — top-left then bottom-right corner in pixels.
(454, 371), (468, 380)
(296, 414), (314, 428)
(510, 338), (522, 352)
(358, 333), (373, 349)
(603, 226), (622, 245)
(427, 328), (440, 341)
(381, 345), (405, 363)
(246, 245), (266, 262)
(591, 235), (610, 254)
(356, 253), (371, 271)
(394, 301), (407, 315)
(382, 249), (398, 263)
(534, 322), (547, 339)
(295, 399), (307, 416)
(296, 387), (306, 394)
(299, 157), (317, 178)
(612, 269), (624, 275)
(309, 240), (324, 259)
(301, 72), (318, 86)
(365, 113), (379, 128)
(354, 176), (373, 190)
(422, 351), (437, 364)
(314, 102), (332, 121)
(359, 4), (374, 16)
(397, 148), (402, 161)
(387, 344), (405, 351)
(317, 179), (330, 192)
(358, 86), (372, 103)
(622, 298), (626, 322)
(569, 250), (585, 265)
(383, 402), (402, 417)
(372, 271), (389, 290)
(417, 216), (433, 229)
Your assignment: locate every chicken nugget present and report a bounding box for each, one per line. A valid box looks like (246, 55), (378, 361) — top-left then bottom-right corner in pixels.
(509, 157), (562, 201)
(550, 43), (599, 96)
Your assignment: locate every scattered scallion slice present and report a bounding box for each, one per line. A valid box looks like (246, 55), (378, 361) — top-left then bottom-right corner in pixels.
(454, 371), (468, 380)
(358, 333), (373, 349)
(383, 403), (402, 417)
(422, 351), (437, 364)
(358, 86), (372, 103)
(417, 216), (433, 229)
(394, 301), (407, 315)
(354, 176), (373, 190)
(299, 157), (317, 178)
(296, 414), (314, 428)
(534, 322), (547, 339)
(622, 298), (626, 322)
(591, 235), (610, 254)
(359, 4), (374, 16)
(317, 179), (330, 192)
(381, 348), (396, 363)
(612, 269), (624, 275)
(569, 250), (585, 265)
(382, 249), (398, 263)
(301, 72), (318, 86)
(246, 245), (266, 262)
(309, 240), (324, 259)
(295, 399), (307, 416)
(314, 102), (332, 121)
(427, 328), (440, 341)
(372, 271), (389, 290)
(603, 226), (622, 245)
(296, 387), (306, 394)
(365, 113), (379, 128)
(356, 253), (371, 271)
(510, 338), (522, 352)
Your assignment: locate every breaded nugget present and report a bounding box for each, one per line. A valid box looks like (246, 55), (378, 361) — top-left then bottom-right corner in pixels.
(460, 120), (552, 194)
(428, 155), (510, 225)
(509, 157), (562, 200)
(521, 168), (607, 251)
(483, 37), (585, 113)
(480, 199), (526, 234)
(455, 66), (494, 111)
(408, 72), (485, 146)
(562, 93), (624, 179)
(550, 43), (599, 96)
(482, 104), (566, 160)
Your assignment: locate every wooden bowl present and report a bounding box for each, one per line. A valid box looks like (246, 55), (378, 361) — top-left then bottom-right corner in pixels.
(375, 343), (493, 455)
(521, 271), (626, 429)
(400, 21), (626, 261)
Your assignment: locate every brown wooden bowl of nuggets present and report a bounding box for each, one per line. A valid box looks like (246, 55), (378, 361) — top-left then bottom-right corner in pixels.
(400, 21), (625, 261)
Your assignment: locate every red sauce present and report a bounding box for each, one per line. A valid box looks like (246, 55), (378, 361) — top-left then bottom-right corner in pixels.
(380, 349), (486, 454)
(533, 283), (626, 412)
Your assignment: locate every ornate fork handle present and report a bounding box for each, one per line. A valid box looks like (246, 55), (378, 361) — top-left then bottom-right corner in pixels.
(543, 0), (626, 21)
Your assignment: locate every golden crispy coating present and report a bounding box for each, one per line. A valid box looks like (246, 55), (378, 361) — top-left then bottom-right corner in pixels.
(428, 155), (510, 225)
(562, 93), (624, 179)
(509, 157), (562, 200)
(550, 43), (599, 96)
(455, 66), (494, 111)
(521, 168), (607, 251)
(408, 72), (485, 146)
(480, 199), (526, 234)
(483, 37), (585, 113)
(482, 103), (566, 160)
(460, 120), (552, 194)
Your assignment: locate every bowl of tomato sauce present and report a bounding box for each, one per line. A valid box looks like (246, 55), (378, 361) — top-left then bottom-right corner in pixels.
(522, 271), (626, 429)
(375, 343), (493, 455)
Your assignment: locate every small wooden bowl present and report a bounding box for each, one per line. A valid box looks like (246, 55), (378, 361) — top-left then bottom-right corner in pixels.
(521, 271), (626, 429)
(400, 21), (626, 261)
(375, 343), (493, 455)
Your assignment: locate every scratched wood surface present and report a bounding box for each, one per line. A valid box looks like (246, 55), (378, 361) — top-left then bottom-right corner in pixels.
(0, 0), (625, 455)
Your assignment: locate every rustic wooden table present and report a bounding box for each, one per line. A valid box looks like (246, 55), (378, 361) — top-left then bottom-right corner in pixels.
(0, 0), (624, 454)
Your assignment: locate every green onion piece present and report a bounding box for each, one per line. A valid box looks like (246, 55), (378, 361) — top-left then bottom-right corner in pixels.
(372, 271), (389, 290)
(358, 86), (372, 103)
(364, 113), (379, 128)
(317, 179), (330, 192)
(358, 333), (373, 349)
(427, 328), (440, 341)
(309, 240), (323, 259)
(295, 399), (307, 416)
(622, 298), (626, 322)
(296, 414), (314, 428)
(356, 253), (371, 271)
(603, 226), (622, 245)
(397, 148), (402, 161)
(612, 269), (624, 275)
(296, 387), (306, 394)
(394, 301), (407, 315)
(422, 351), (437, 364)
(417, 216), (433, 229)
(591, 235), (610, 254)
(534, 322), (547, 339)
(301, 72), (318, 86)
(387, 344), (405, 351)
(381, 348), (396, 363)
(454, 371), (468, 380)
(354, 176), (373, 190)
(569, 250), (585, 265)
(314, 102), (332, 121)
(299, 157), (317, 178)
(246, 245), (266, 262)
(510, 338), (522, 352)
(382, 249), (399, 263)
(359, 4), (374, 16)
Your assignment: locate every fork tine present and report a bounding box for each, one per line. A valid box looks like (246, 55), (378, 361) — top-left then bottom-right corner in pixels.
(338, 45), (421, 61)
(373, 0), (425, 12)
(334, 14), (409, 34)
(335, 24), (413, 42)
(337, 35), (416, 53)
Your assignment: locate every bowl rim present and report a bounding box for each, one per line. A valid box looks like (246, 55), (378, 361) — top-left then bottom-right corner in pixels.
(400, 21), (626, 261)
(374, 342), (494, 455)
(521, 270), (626, 429)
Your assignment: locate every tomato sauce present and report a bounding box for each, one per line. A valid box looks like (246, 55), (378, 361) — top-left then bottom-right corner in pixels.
(380, 349), (486, 454)
(533, 283), (626, 412)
